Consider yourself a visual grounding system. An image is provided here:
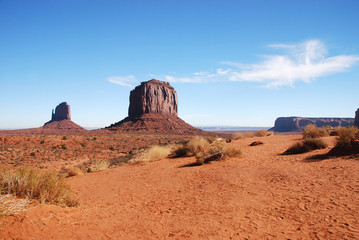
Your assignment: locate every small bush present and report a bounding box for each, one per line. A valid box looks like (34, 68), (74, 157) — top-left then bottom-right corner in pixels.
(195, 141), (242, 164)
(284, 138), (328, 155)
(0, 167), (78, 207)
(335, 126), (359, 148)
(173, 144), (193, 157)
(303, 124), (330, 139)
(66, 166), (86, 177)
(255, 129), (268, 137)
(233, 131), (254, 140)
(232, 132), (245, 140)
(186, 136), (211, 153)
(87, 159), (110, 172)
(130, 145), (172, 163)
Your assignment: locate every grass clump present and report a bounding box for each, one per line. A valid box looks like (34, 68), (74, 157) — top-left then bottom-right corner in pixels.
(0, 166), (78, 207)
(172, 136), (242, 165)
(335, 126), (359, 148)
(87, 159), (111, 172)
(0, 194), (30, 218)
(232, 131), (255, 140)
(195, 141), (242, 164)
(284, 138), (328, 155)
(130, 145), (172, 163)
(303, 124), (330, 139)
(255, 129), (269, 137)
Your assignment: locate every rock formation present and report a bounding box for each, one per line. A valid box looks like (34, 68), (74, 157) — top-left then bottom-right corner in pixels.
(355, 109), (359, 128)
(50, 102), (71, 121)
(43, 102), (85, 132)
(271, 117), (354, 132)
(107, 79), (201, 134)
(129, 79), (178, 118)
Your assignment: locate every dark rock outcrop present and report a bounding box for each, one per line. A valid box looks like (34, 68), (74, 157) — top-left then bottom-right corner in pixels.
(107, 79), (201, 134)
(355, 109), (359, 127)
(128, 79), (178, 118)
(50, 102), (71, 121)
(43, 102), (85, 132)
(271, 117), (354, 132)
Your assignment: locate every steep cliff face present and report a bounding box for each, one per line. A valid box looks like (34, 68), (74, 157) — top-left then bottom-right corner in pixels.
(128, 79), (178, 118)
(272, 117), (354, 132)
(355, 109), (359, 127)
(107, 79), (201, 134)
(51, 102), (71, 121)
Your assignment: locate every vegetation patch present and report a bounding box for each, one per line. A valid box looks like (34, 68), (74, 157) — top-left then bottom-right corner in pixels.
(284, 138), (328, 155)
(172, 136), (242, 166)
(0, 166), (78, 207)
(302, 124), (330, 139)
(0, 194), (30, 219)
(130, 145), (172, 163)
(328, 126), (359, 155)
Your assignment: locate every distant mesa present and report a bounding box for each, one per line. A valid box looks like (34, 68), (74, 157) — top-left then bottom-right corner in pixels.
(43, 102), (85, 132)
(271, 117), (355, 132)
(106, 79), (202, 134)
(355, 109), (359, 128)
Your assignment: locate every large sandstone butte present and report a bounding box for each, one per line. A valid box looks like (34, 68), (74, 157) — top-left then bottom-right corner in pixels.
(43, 102), (85, 132)
(129, 79), (178, 118)
(355, 109), (359, 128)
(107, 79), (202, 134)
(271, 117), (354, 132)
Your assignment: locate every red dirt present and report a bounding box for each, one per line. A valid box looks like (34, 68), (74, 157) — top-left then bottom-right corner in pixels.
(1, 135), (359, 239)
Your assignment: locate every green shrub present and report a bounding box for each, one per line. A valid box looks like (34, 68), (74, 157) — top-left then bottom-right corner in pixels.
(284, 138), (328, 155)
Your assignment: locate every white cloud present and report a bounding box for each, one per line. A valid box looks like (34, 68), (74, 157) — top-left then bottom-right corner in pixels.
(108, 75), (137, 88)
(163, 40), (359, 87)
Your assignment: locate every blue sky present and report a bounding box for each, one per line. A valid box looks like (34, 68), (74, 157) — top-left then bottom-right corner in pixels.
(1, 0), (359, 129)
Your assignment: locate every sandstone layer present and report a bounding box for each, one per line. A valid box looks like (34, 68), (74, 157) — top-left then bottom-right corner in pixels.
(107, 79), (201, 134)
(271, 117), (354, 132)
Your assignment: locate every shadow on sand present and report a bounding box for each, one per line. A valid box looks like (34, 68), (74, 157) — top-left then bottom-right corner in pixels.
(303, 146), (359, 163)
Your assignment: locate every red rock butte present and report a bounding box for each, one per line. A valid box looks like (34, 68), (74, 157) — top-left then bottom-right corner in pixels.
(355, 108), (359, 128)
(107, 79), (202, 134)
(43, 102), (85, 132)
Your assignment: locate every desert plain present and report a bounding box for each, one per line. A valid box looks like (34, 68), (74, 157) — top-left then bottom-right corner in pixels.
(0, 132), (358, 239)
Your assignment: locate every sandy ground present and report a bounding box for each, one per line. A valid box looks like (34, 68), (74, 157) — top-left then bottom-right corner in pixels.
(1, 135), (359, 239)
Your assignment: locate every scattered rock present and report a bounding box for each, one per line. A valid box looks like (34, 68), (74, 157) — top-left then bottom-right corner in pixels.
(249, 141), (264, 146)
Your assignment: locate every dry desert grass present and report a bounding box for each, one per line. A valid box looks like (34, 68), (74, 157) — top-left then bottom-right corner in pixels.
(0, 133), (358, 239)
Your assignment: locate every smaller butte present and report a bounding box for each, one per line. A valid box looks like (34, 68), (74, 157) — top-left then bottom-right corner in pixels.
(43, 102), (85, 132)
(355, 108), (359, 128)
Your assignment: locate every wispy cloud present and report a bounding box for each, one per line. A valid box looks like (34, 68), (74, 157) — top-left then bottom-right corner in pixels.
(162, 40), (359, 88)
(108, 75), (137, 88)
